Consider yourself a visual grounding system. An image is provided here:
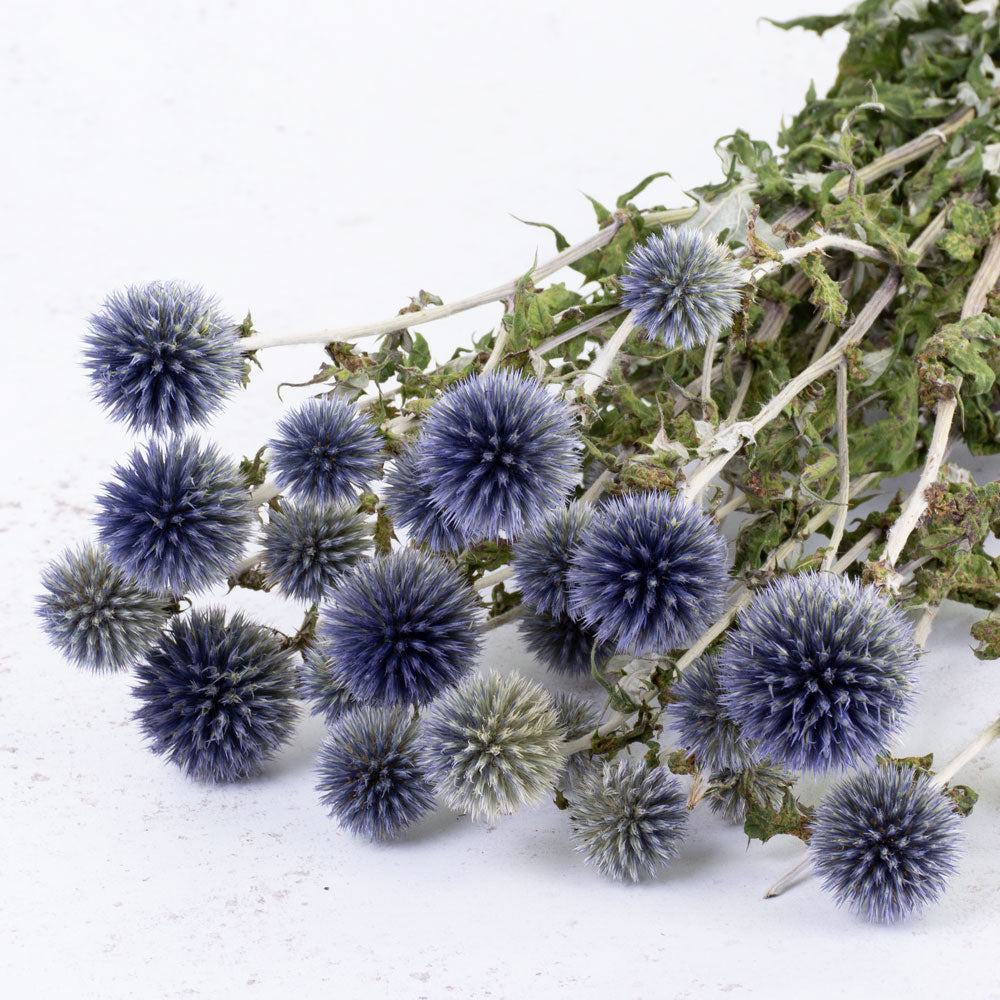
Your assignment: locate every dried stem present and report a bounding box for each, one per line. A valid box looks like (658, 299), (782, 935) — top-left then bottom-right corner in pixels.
(822, 360), (851, 572)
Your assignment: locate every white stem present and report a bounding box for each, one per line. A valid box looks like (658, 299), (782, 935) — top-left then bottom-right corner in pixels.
(564, 711), (629, 755)
(931, 714), (1000, 789)
(250, 483), (281, 505)
(831, 527), (880, 575)
(822, 360), (851, 572)
(748, 234), (892, 283)
(479, 604), (526, 633)
(724, 364), (754, 426)
(481, 313), (512, 375)
(535, 306), (628, 357)
(234, 550), (266, 574)
(764, 856), (812, 899)
(714, 490), (746, 522)
(576, 312), (637, 396)
(700, 332), (719, 410)
(477, 565), (514, 591)
(581, 468), (614, 505)
(914, 603), (939, 650)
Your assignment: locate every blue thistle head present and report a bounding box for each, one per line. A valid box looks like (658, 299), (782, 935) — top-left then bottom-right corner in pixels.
(667, 654), (759, 773)
(706, 762), (793, 824)
(133, 609), (298, 782)
(96, 437), (253, 594)
(83, 282), (244, 435)
(718, 573), (918, 773)
(316, 705), (435, 841)
(417, 370), (580, 539)
(422, 670), (567, 822)
(37, 544), (169, 672)
(810, 767), (963, 923)
(567, 492), (728, 655)
(261, 501), (370, 602)
(619, 226), (744, 348)
(298, 643), (358, 725)
(269, 397), (383, 506)
(569, 759), (688, 882)
(551, 691), (601, 789)
(383, 443), (469, 553)
(513, 502), (591, 618)
(518, 611), (612, 676)
(319, 548), (481, 706)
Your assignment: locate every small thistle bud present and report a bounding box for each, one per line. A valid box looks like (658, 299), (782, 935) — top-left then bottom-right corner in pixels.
(316, 705), (435, 841)
(518, 611), (612, 676)
(269, 397), (383, 506)
(422, 671), (567, 822)
(37, 544), (169, 672)
(568, 492), (728, 655)
(417, 371), (580, 539)
(261, 501), (370, 602)
(133, 609), (298, 782)
(706, 761), (793, 824)
(83, 282), (244, 435)
(569, 758), (688, 882)
(551, 691), (601, 789)
(718, 573), (918, 773)
(619, 226), (744, 348)
(96, 437), (254, 594)
(298, 643), (358, 725)
(319, 549), (481, 706)
(810, 767), (963, 923)
(513, 502), (591, 618)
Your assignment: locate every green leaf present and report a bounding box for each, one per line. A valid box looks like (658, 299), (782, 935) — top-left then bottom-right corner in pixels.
(764, 12), (849, 34)
(616, 171), (671, 209)
(582, 192), (613, 226)
(512, 215), (570, 252)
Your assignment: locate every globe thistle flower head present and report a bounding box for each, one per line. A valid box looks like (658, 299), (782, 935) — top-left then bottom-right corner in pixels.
(269, 396), (382, 506)
(96, 437), (253, 594)
(83, 282), (243, 435)
(422, 671), (567, 822)
(667, 654), (759, 772)
(567, 492), (728, 655)
(261, 501), (370, 602)
(133, 609), (298, 782)
(718, 573), (918, 773)
(551, 691), (601, 789)
(316, 705), (435, 841)
(706, 761), (793, 824)
(518, 611), (612, 676)
(298, 643), (358, 725)
(320, 548), (481, 706)
(383, 443), (469, 553)
(619, 226), (744, 349)
(513, 502), (591, 617)
(37, 544), (169, 672)
(417, 370), (580, 539)
(810, 767), (963, 923)
(569, 758), (688, 882)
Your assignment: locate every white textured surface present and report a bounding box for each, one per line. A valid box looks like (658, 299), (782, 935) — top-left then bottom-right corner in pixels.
(4, 1), (1000, 997)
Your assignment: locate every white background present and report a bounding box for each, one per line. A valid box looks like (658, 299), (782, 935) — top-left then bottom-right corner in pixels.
(3, 1), (999, 997)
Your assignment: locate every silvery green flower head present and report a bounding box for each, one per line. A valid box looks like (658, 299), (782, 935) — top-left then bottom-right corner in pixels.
(619, 226), (744, 348)
(718, 573), (918, 774)
(810, 766), (963, 923)
(37, 544), (169, 672)
(422, 670), (567, 822)
(133, 608), (298, 783)
(417, 370), (580, 539)
(96, 437), (254, 594)
(83, 282), (244, 435)
(551, 691), (601, 790)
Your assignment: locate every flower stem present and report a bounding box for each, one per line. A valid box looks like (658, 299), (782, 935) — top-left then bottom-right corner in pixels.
(821, 360), (851, 572)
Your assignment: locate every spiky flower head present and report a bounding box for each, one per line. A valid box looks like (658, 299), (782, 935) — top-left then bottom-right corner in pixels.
(810, 767), (963, 923)
(319, 548), (481, 706)
(96, 437), (253, 594)
(298, 643), (358, 725)
(261, 501), (370, 602)
(518, 611), (612, 676)
(619, 225), (744, 348)
(83, 282), (244, 435)
(316, 705), (435, 841)
(417, 370), (580, 539)
(718, 573), (918, 773)
(269, 396), (382, 506)
(513, 501), (591, 618)
(567, 492), (728, 655)
(37, 544), (169, 672)
(569, 758), (688, 882)
(133, 609), (298, 782)
(383, 443), (469, 553)
(422, 670), (567, 822)
(667, 654), (759, 772)
(551, 691), (601, 789)
(706, 762), (793, 824)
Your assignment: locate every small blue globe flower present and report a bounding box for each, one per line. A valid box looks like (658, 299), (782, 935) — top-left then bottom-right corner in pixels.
(83, 282), (244, 435)
(513, 502), (591, 618)
(316, 705), (435, 841)
(718, 573), (918, 773)
(269, 397), (382, 506)
(133, 608), (298, 782)
(518, 611), (612, 676)
(620, 226), (744, 348)
(37, 544), (169, 672)
(567, 492), (728, 655)
(810, 767), (963, 923)
(298, 643), (358, 725)
(551, 691), (602, 790)
(96, 437), (254, 594)
(569, 758), (688, 882)
(319, 548), (481, 706)
(667, 654), (759, 773)
(417, 370), (580, 539)
(262, 501), (370, 602)
(383, 443), (469, 553)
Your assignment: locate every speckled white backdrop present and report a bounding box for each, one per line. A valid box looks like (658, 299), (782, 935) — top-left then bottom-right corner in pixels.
(4, 1), (999, 997)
